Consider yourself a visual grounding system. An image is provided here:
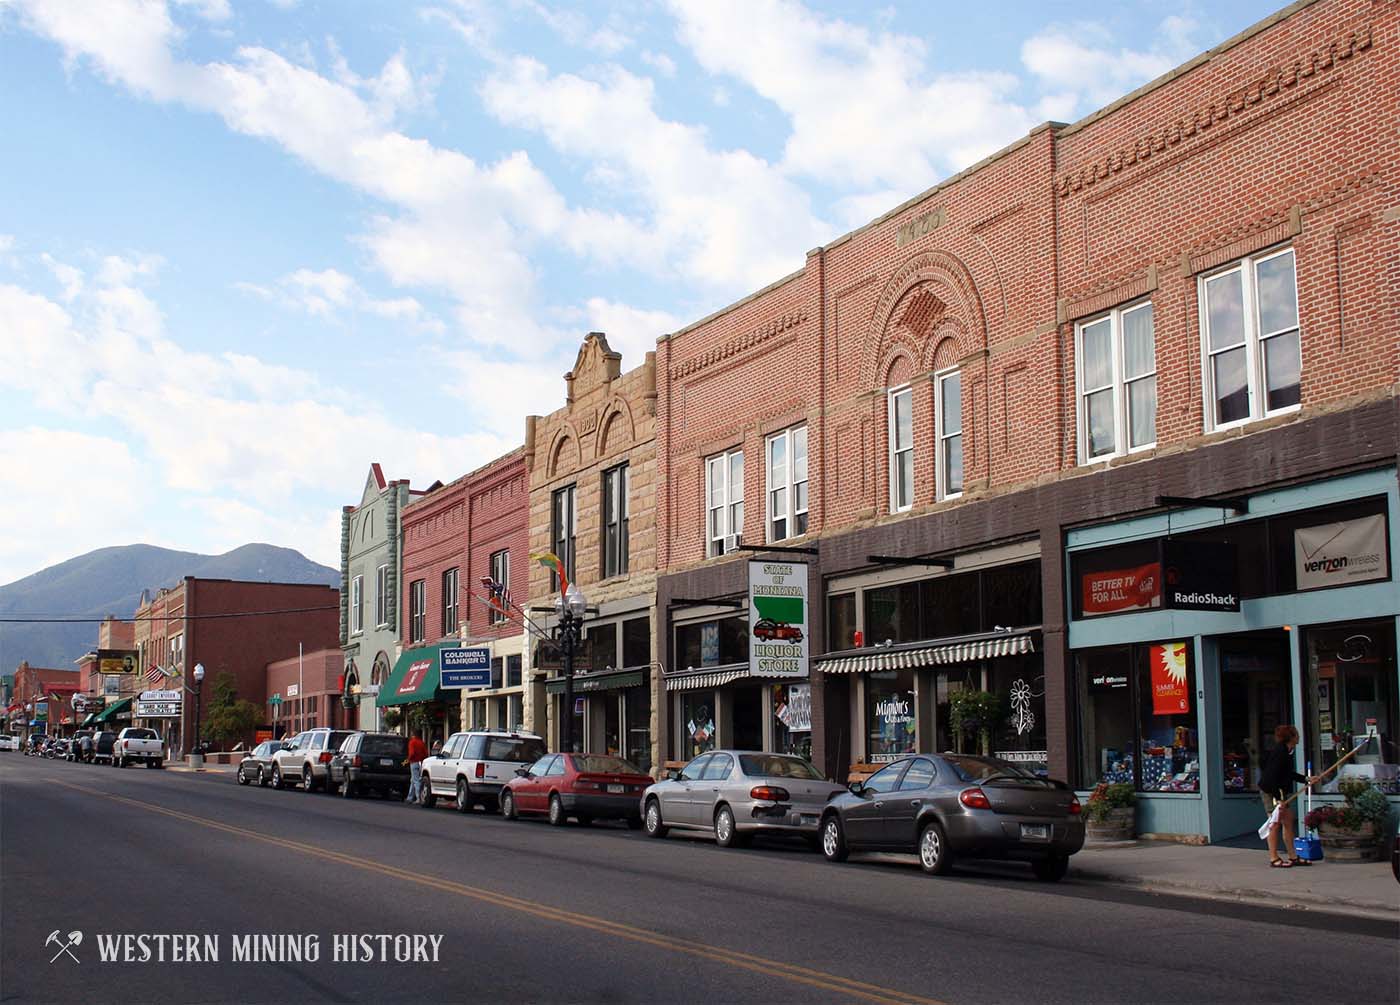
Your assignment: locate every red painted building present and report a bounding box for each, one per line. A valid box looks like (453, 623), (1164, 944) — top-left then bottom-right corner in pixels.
(266, 648), (346, 738)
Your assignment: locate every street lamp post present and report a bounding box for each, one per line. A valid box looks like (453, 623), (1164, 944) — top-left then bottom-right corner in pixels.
(555, 583), (587, 754)
(191, 663), (205, 767)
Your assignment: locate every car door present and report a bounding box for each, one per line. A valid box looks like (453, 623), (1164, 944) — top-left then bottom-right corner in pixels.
(695, 753), (734, 827)
(520, 754), (556, 813)
(436, 734), (466, 794)
(666, 754), (710, 825)
(843, 761), (907, 849)
(884, 757), (936, 848)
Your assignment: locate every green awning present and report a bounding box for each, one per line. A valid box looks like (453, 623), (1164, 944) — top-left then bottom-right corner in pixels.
(81, 713), (97, 727)
(546, 667), (645, 695)
(94, 696), (133, 723)
(379, 644), (450, 707)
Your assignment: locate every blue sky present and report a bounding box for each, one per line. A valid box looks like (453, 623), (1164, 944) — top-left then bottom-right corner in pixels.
(0, 0), (1283, 586)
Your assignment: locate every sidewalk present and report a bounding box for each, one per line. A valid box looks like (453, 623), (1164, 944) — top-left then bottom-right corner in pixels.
(165, 760), (237, 774)
(1070, 838), (1400, 920)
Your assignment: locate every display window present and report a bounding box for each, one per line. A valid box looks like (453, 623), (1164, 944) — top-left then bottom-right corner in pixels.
(1219, 634), (1292, 793)
(772, 682), (812, 760)
(988, 657), (1047, 773)
(862, 562), (1041, 644)
(732, 684), (764, 750)
(680, 691), (716, 759)
(866, 670), (917, 763)
(625, 678), (651, 774)
(675, 616), (748, 670)
(1303, 620), (1398, 794)
(827, 593), (857, 650)
(1076, 641), (1199, 791)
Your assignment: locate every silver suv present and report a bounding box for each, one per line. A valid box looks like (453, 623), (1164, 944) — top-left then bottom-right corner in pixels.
(269, 728), (354, 792)
(419, 730), (546, 813)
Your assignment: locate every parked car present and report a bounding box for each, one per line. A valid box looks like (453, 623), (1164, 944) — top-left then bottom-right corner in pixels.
(114, 727), (164, 768)
(419, 730), (547, 812)
(329, 732), (410, 799)
(642, 751), (842, 847)
(819, 753), (1084, 880)
(0, 735), (17, 752)
(236, 740), (283, 786)
(268, 728), (355, 791)
(502, 753), (652, 827)
(91, 731), (117, 765)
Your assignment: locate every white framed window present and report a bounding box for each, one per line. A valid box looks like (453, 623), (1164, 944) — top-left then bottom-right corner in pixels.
(706, 448), (744, 557)
(409, 580), (426, 643)
(551, 485), (576, 589)
(375, 564), (389, 628)
(1076, 301), (1157, 461)
(602, 463), (629, 578)
(1200, 247), (1300, 431)
(351, 575), (364, 634)
(935, 369), (963, 500)
(765, 426), (808, 542)
(489, 550), (510, 624)
(887, 386), (913, 512)
(442, 567), (459, 638)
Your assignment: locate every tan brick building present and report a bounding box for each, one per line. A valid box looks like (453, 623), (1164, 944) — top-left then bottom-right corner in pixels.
(524, 333), (660, 771)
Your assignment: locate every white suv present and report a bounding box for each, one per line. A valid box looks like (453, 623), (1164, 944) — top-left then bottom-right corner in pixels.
(420, 730), (546, 813)
(269, 728), (355, 792)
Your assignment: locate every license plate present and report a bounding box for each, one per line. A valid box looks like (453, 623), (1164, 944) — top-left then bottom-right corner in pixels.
(380, 758), (394, 766)
(607, 784), (625, 794)
(1021, 824), (1051, 841)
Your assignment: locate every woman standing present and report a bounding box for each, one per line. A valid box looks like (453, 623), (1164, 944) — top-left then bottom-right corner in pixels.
(1259, 724), (1320, 867)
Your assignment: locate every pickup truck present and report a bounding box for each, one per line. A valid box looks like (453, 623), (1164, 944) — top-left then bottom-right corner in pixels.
(113, 727), (164, 768)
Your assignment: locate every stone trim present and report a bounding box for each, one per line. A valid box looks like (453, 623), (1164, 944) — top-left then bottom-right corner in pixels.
(669, 310), (809, 381)
(1058, 265), (1160, 324)
(1182, 206), (1302, 277)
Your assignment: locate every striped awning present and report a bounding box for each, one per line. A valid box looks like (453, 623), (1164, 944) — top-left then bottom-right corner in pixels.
(817, 633), (1036, 675)
(664, 664), (752, 692)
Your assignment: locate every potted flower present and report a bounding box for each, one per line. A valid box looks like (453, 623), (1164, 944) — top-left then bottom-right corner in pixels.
(1302, 778), (1392, 862)
(1083, 782), (1137, 840)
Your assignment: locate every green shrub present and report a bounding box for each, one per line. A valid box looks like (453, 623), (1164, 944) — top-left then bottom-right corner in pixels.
(1083, 782), (1136, 822)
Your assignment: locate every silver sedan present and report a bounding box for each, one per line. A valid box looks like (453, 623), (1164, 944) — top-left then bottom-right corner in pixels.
(641, 750), (844, 848)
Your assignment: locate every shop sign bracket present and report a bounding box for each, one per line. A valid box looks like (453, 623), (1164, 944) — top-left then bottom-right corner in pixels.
(736, 544), (820, 556)
(1156, 494), (1249, 514)
(867, 554), (955, 569)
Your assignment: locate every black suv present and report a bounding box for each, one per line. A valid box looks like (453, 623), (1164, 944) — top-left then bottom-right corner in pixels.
(92, 731), (118, 765)
(329, 732), (410, 799)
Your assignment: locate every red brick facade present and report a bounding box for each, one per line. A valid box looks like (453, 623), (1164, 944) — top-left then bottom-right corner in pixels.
(401, 479), (469, 649)
(266, 648), (346, 737)
(464, 450), (528, 643)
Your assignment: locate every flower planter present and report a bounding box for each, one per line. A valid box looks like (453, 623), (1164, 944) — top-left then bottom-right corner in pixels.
(1085, 806), (1135, 841)
(1316, 821), (1380, 862)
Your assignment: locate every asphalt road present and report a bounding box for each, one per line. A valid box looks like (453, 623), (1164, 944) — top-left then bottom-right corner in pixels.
(2, 754), (1395, 1005)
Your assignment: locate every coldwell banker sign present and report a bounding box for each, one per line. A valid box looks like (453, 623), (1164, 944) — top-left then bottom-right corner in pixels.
(748, 561), (808, 678)
(439, 647), (492, 689)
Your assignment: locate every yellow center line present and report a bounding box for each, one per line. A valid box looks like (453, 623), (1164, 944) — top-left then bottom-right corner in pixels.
(50, 778), (946, 1005)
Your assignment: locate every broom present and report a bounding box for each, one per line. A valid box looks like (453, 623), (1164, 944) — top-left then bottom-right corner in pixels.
(1257, 738), (1370, 839)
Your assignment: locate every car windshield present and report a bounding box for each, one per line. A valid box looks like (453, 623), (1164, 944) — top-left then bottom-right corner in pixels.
(570, 755), (642, 775)
(484, 737), (546, 763)
(361, 736), (407, 757)
(942, 755), (1046, 784)
(738, 754), (825, 780)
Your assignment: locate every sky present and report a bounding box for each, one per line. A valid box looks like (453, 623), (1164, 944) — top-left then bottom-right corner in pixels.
(0, 0), (1284, 587)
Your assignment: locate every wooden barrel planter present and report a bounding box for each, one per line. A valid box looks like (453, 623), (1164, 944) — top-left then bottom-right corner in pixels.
(1317, 822), (1381, 862)
(1085, 807), (1135, 841)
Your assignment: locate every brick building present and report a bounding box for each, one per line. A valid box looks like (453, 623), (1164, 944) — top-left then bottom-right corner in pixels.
(10, 662), (81, 740)
(523, 334), (659, 770)
(654, 0), (1398, 840)
(266, 647), (346, 738)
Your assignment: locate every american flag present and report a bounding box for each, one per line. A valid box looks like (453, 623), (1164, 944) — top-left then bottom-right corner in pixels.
(479, 576), (512, 620)
(145, 665), (165, 684)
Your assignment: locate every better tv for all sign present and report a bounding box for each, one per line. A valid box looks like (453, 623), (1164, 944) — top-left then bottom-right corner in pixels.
(748, 561), (808, 678)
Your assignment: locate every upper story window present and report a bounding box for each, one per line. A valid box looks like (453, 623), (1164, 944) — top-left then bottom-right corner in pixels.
(409, 579), (426, 643)
(888, 386), (913, 512)
(936, 370), (962, 500)
(602, 463), (629, 579)
(1077, 301), (1156, 462)
(766, 426), (808, 542)
(489, 549), (510, 625)
(441, 567), (459, 638)
(351, 575), (364, 634)
(1201, 247), (1300, 431)
(706, 449), (744, 557)
(375, 564), (389, 628)
(551, 485), (577, 589)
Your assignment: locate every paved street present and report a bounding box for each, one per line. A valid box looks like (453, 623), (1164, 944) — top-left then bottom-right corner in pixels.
(2, 754), (1395, 1005)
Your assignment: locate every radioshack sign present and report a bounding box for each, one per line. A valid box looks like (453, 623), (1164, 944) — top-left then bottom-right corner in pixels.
(1295, 514), (1388, 591)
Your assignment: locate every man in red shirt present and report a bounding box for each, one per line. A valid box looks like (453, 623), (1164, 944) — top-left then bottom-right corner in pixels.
(406, 734), (429, 804)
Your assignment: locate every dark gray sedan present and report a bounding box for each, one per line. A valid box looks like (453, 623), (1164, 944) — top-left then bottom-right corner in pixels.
(642, 750), (845, 848)
(820, 754), (1084, 880)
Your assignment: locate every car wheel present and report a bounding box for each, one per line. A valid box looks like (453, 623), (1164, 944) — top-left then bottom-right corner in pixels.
(501, 790), (517, 820)
(821, 814), (849, 863)
(714, 805), (746, 848)
(301, 768), (316, 792)
(918, 821), (951, 876)
(119, 756), (128, 768)
(644, 798), (668, 839)
(270, 766), (284, 790)
(456, 778), (472, 814)
(257, 767), (269, 787)
(237, 764), (250, 785)
(420, 776), (436, 808)
(342, 778), (357, 799)
(548, 794), (566, 826)
(1031, 855), (1069, 883)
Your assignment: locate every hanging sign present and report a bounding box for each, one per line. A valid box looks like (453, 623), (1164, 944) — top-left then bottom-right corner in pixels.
(748, 561), (809, 678)
(1162, 539), (1239, 612)
(440, 647), (492, 689)
(1295, 514), (1388, 591)
(1149, 642), (1191, 715)
(96, 649), (139, 675)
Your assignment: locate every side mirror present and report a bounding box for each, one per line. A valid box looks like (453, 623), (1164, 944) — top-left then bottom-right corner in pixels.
(514, 766), (530, 777)
(665, 768), (681, 781)
(848, 781), (866, 796)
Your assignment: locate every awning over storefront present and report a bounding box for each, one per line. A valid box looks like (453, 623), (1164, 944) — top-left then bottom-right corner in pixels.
(817, 631), (1037, 675)
(81, 713), (97, 727)
(94, 696), (133, 722)
(665, 663), (766, 692)
(545, 667), (645, 695)
(378, 644), (450, 707)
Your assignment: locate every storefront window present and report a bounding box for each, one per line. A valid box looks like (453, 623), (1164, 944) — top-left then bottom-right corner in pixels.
(982, 563), (1043, 630)
(988, 657), (1047, 774)
(866, 584), (920, 645)
(508, 694), (522, 731)
(866, 670), (917, 763)
(1304, 620), (1398, 794)
(733, 684), (763, 750)
(588, 623), (619, 672)
(860, 561), (1042, 642)
(1219, 635), (1292, 792)
(676, 616), (748, 670)
(506, 655), (522, 688)
(772, 682), (811, 760)
(603, 695), (621, 756)
(625, 675), (651, 773)
(828, 593), (857, 650)
(681, 692), (715, 759)
(623, 617), (650, 668)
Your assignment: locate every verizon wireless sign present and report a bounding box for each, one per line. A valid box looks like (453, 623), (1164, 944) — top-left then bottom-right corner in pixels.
(1295, 514), (1388, 591)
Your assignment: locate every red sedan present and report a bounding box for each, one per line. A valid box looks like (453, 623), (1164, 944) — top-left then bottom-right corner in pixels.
(501, 753), (652, 828)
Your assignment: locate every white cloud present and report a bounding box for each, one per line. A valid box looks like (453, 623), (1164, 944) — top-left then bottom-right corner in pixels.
(1021, 16), (1201, 116)
(639, 50), (676, 77)
(582, 297), (681, 367)
(173, 0), (230, 21)
(237, 267), (443, 331)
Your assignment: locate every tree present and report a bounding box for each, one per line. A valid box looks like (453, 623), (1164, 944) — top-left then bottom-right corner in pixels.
(202, 671), (261, 748)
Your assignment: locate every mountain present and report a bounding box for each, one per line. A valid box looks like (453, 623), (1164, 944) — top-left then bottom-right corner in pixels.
(0, 544), (340, 671)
